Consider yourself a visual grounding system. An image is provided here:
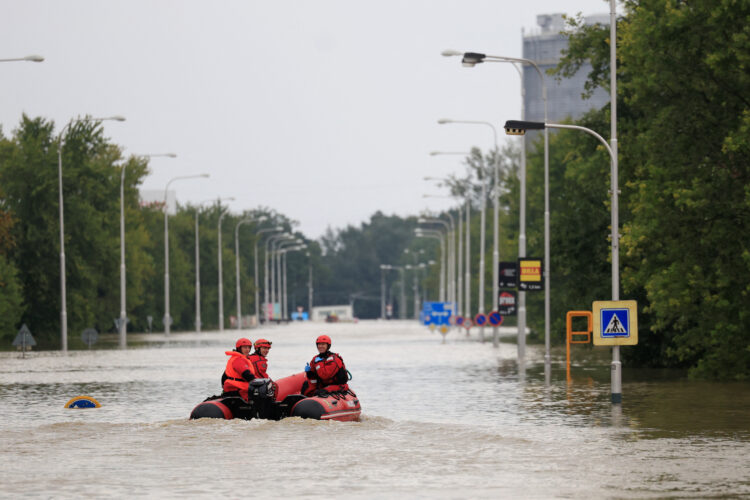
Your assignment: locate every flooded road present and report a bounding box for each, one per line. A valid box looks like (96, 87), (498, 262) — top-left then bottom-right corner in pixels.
(1, 321), (749, 498)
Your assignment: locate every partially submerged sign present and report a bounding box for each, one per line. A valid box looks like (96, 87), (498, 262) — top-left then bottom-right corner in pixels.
(12, 324), (36, 348)
(592, 300), (638, 346)
(81, 328), (98, 347)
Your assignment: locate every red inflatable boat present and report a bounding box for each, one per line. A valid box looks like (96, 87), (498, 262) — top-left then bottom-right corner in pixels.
(190, 372), (361, 422)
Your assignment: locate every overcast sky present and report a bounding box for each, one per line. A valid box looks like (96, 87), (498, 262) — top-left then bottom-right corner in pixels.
(1, 0), (610, 238)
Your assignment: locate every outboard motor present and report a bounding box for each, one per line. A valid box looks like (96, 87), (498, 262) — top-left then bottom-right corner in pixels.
(248, 378), (278, 419)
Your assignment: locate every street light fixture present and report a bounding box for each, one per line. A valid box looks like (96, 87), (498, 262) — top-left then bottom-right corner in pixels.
(234, 216), (268, 330)
(163, 173), (209, 335)
(437, 118), (500, 335)
(194, 197), (234, 332)
(119, 153), (177, 348)
(429, 151), (472, 317)
(57, 115), (125, 352)
(443, 48), (549, 372)
(0, 54), (44, 62)
(254, 225), (283, 326)
(504, 118), (621, 398)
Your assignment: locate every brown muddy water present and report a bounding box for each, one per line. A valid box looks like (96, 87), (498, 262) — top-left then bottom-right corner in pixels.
(1, 321), (748, 498)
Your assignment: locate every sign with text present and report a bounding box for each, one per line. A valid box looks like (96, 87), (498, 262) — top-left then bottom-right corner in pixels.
(498, 262), (518, 289)
(422, 301), (453, 326)
(498, 291), (517, 316)
(518, 258), (544, 291)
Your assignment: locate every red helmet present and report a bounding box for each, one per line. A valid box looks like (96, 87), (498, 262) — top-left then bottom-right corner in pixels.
(316, 335), (331, 346)
(254, 338), (272, 349)
(236, 338), (253, 349)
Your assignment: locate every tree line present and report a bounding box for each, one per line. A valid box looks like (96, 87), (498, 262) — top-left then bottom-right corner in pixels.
(1, 1), (747, 379)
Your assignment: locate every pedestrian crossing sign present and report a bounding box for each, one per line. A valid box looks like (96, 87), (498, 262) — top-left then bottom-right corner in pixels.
(592, 300), (638, 346)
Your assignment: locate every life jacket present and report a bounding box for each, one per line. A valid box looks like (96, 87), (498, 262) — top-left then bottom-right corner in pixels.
(307, 351), (348, 390)
(248, 352), (269, 379)
(222, 351), (257, 395)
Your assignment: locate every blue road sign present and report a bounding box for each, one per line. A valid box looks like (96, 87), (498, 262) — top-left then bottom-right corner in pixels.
(600, 308), (630, 338)
(488, 311), (503, 326)
(474, 313), (488, 327)
(455, 316), (465, 326)
(422, 302), (452, 326)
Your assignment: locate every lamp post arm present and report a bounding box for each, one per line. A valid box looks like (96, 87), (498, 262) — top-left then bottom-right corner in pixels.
(545, 123), (615, 165)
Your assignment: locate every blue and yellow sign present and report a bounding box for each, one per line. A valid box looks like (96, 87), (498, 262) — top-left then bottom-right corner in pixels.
(592, 300), (638, 346)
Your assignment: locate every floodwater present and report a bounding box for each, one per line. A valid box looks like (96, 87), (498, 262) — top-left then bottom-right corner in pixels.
(1, 321), (749, 499)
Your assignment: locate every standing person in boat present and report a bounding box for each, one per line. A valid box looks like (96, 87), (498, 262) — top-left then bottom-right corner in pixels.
(303, 334), (349, 395)
(221, 337), (257, 401)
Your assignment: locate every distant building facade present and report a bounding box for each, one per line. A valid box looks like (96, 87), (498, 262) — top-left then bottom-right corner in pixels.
(523, 13), (610, 127)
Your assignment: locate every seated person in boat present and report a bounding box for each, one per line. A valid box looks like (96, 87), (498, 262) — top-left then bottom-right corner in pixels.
(248, 338), (272, 378)
(221, 337), (258, 401)
(303, 334), (349, 395)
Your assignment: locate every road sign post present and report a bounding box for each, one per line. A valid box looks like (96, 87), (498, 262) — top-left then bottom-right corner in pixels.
(593, 300), (638, 403)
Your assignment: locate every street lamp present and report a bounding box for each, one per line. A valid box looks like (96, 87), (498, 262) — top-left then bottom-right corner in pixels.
(443, 49), (549, 371)
(423, 195), (463, 318)
(415, 229), (445, 302)
(438, 119), (500, 325)
(380, 264), (405, 319)
(0, 54), (44, 62)
(419, 216), (455, 306)
(265, 233), (293, 321)
(120, 153), (176, 348)
(164, 173), (209, 335)
(217, 203), (233, 331)
(275, 239), (304, 320)
(428, 151), (472, 317)
(57, 115), (125, 352)
(254, 226), (283, 326)
(504, 117), (621, 399)
(194, 197), (234, 333)
(234, 216), (267, 330)
(280, 244), (307, 320)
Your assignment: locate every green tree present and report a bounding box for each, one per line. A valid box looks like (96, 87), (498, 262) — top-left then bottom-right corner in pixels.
(558, 0), (750, 379)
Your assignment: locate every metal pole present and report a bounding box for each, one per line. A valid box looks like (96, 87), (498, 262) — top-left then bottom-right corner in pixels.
(308, 254), (313, 316)
(57, 135), (68, 353)
(610, 0), (621, 404)
(195, 210), (201, 332)
(282, 250), (288, 320)
(163, 187), (170, 334)
(399, 268), (406, 320)
(119, 165), (127, 348)
(380, 267), (386, 319)
(465, 198), (471, 318)
(234, 219), (251, 330)
(515, 62), (527, 364)
(457, 205), (463, 319)
(217, 206), (230, 331)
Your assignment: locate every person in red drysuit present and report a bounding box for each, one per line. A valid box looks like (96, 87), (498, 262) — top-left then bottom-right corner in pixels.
(248, 338), (272, 379)
(221, 338), (257, 401)
(303, 334), (349, 395)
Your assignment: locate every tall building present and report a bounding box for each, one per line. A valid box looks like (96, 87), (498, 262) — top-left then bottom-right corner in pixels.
(522, 13), (610, 125)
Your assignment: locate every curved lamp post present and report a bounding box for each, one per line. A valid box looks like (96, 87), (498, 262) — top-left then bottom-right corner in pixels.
(164, 173), (209, 335)
(0, 55), (43, 63)
(254, 226), (283, 326)
(428, 151), (473, 317)
(443, 48), (549, 372)
(195, 197), (233, 333)
(438, 119), (499, 322)
(119, 153), (176, 348)
(57, 115), (125, 352)
(234, 215), (267, 330)
(504, 117), (621, 400)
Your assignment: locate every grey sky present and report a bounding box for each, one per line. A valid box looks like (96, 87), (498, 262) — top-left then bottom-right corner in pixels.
(1, 0), (610, 238)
